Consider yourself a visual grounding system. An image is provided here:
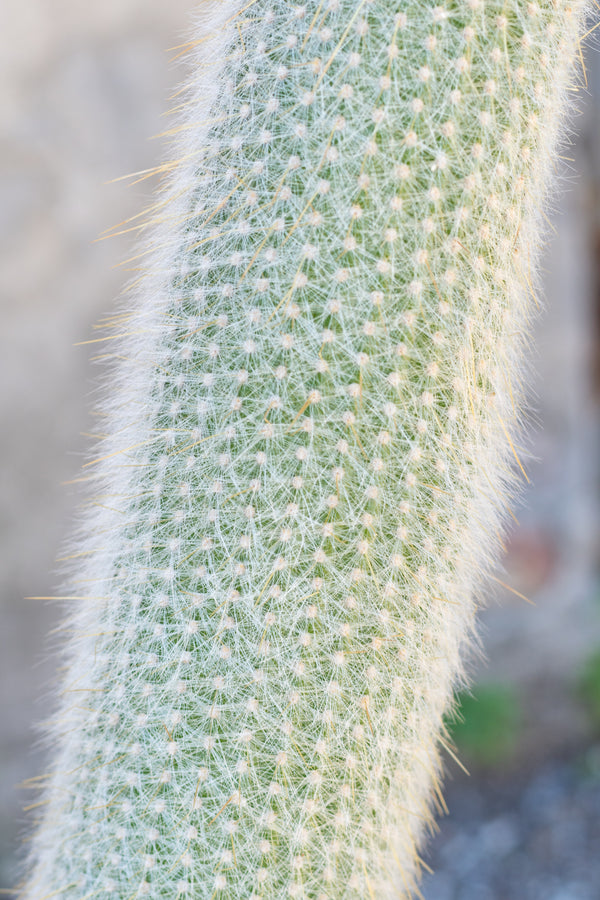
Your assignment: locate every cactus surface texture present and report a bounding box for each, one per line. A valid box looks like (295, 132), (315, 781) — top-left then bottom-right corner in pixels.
(22, 1), (588, 898)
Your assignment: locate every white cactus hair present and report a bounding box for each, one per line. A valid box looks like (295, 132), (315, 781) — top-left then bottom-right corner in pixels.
(20, 1), (589, 898)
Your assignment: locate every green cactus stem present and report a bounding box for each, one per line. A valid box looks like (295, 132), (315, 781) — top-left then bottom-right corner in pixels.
(21, 1), (588, 898)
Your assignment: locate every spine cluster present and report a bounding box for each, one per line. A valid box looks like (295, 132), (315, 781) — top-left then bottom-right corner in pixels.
(22, 1), (587, 898)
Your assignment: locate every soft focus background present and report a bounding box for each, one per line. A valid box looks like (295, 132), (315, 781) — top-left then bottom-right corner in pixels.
(1, 3), (600, 898)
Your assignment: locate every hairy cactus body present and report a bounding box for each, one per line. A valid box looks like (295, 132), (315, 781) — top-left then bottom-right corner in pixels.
(22, 1), (587, 898)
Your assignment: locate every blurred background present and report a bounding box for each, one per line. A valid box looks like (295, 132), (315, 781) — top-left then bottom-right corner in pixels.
(1, 3), (600, 898)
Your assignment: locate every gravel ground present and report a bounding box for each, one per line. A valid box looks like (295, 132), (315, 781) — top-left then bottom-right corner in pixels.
(422, 747), (600, 900)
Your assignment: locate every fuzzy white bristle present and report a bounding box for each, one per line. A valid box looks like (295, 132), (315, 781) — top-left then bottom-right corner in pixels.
(20, 1), (588, 898)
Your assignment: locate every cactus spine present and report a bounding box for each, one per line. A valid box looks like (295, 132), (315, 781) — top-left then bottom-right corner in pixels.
(22, 1), (587, 898)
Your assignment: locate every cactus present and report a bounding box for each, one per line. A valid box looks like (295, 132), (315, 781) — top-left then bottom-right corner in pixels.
(21, 1), (588, 898)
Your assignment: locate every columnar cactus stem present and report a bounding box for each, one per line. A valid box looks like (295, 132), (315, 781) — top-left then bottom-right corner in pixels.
(21, 1), (587, 898)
